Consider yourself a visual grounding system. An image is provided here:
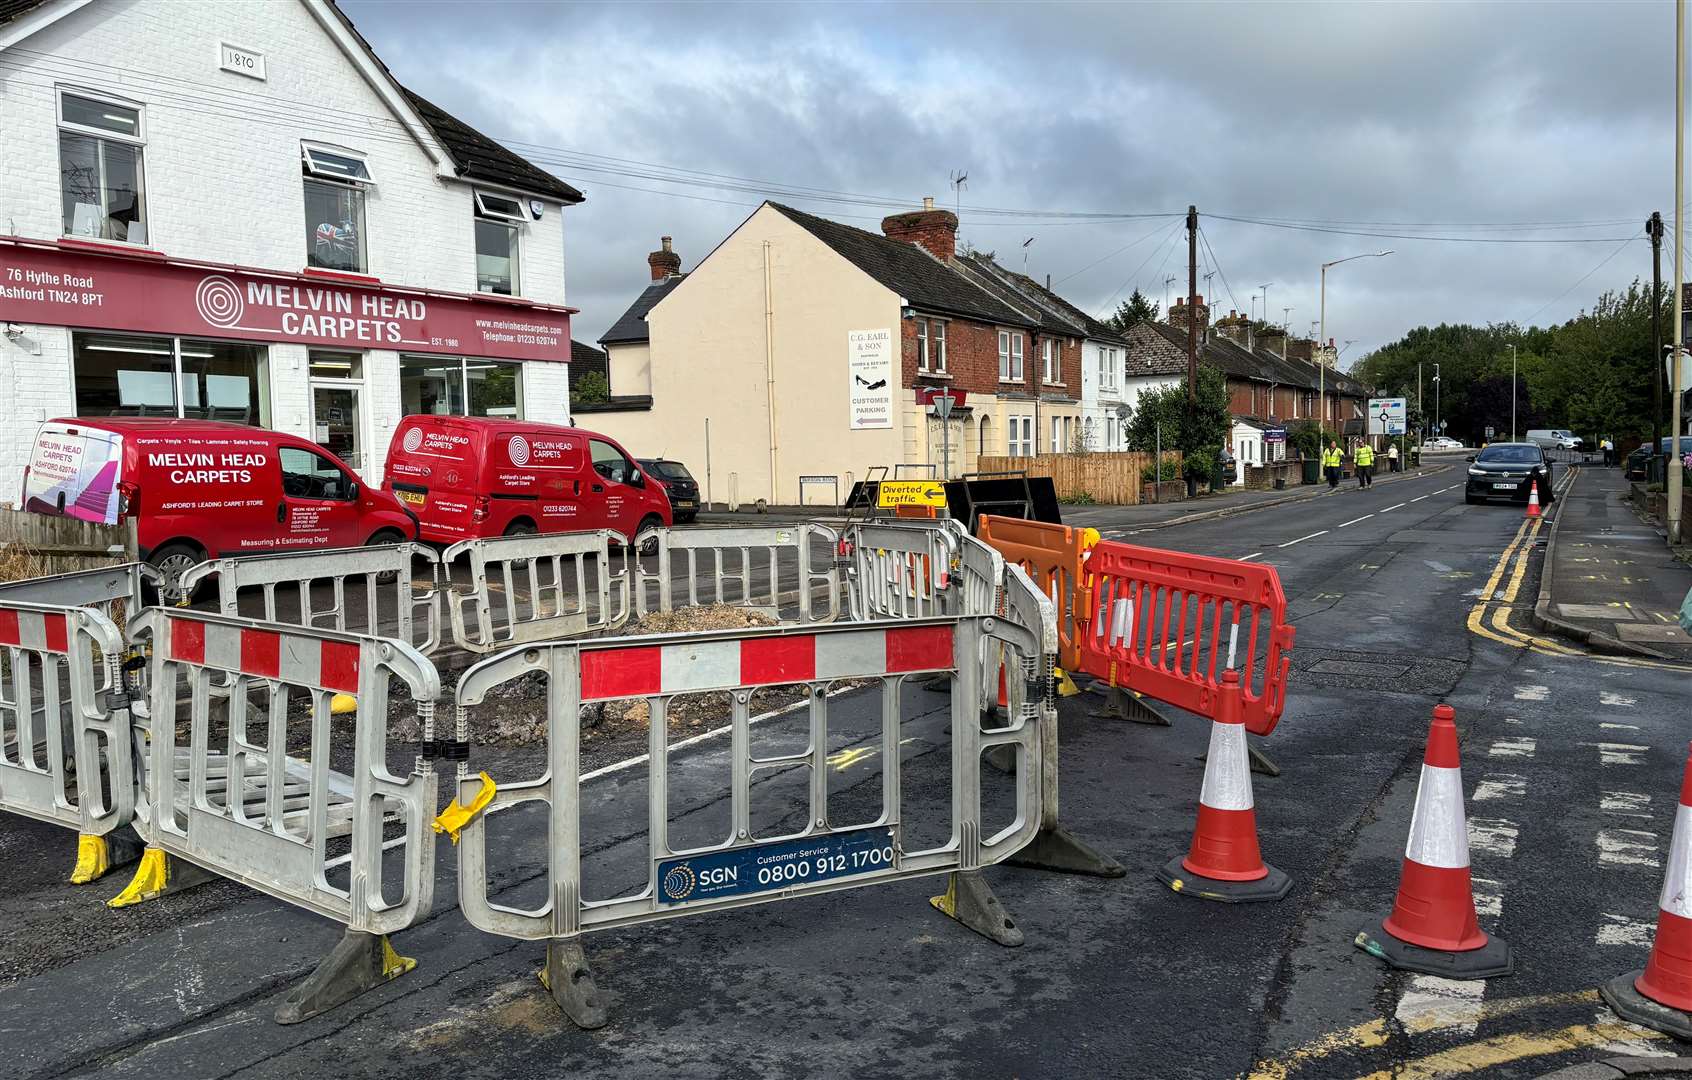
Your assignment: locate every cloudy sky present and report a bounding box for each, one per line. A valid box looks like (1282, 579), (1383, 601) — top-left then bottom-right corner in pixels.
(343, 0), (1672, 365)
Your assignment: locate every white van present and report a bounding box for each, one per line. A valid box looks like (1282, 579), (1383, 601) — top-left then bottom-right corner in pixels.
(1524, 429), (1581, 450)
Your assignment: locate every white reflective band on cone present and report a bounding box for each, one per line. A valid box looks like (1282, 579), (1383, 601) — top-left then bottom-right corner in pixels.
(1403, 764), (1470, 869)
(1659, 803), (1692, 918)
(1199, 719), (1254, 811)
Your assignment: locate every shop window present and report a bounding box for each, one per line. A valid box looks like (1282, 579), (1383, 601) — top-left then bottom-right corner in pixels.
(302, 143), (371, 273)
(308, 351), (363, 380)
(178, 338), (268, 424)
(400, 356), (524, 419)
(72, 332), (268, 425)
(59, 90), (146, 243)
(468, 359), (522, 416)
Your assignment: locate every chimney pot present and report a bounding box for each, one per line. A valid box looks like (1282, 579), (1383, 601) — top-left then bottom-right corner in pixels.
(923, 196), (934, 210)
(661, 236), (673, 252)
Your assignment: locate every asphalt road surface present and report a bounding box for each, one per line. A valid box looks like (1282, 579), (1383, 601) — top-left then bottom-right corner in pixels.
(3, 464), (1688, 1079)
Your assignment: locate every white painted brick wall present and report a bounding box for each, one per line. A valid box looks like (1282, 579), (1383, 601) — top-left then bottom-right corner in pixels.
(0, 325), (75, 499)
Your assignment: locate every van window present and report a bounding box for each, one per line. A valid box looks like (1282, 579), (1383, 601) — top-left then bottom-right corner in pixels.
(279, 446), (355, 500)
(590, 439), (637, 485)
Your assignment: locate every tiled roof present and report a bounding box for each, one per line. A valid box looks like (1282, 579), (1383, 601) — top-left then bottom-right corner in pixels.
(953, 255), (1085, 336)
(599, 276), (685, 345)
(965, 256), (1130, 344)
(768, 204), (1034, 328)
(1121, 323), (1191, 377)
(400, 90), (584, 205)
(569, 340), (607, 394)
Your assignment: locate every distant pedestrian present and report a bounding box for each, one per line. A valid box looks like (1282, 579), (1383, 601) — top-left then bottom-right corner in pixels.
(1322, 440), (1342, 490)
(1354, 441), (1376, 488)
(1387, 443), (1400, 473)
(1601, 437), (1614, 467)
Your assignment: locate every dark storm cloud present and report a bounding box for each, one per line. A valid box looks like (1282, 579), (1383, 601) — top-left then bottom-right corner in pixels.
(341, 0), (1672, 360)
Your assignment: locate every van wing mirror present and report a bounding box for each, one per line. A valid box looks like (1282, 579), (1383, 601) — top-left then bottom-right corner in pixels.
(347, 481), (360, 500)
(1465, 454), (1476, 462)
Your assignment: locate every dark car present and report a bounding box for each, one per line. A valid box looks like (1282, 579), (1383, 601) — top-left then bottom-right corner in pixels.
(1464, 443), (1554, 505)
(1218, 447), (1238, 485)
(1624, 437), (1692, 481)
(638, 458), (700, 522)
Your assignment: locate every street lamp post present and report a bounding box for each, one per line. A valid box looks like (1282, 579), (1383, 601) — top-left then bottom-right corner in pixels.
(1433, 363), (1441, 440)
(1319, 250), (1394, 433)
(1507, 343), (1517, 441)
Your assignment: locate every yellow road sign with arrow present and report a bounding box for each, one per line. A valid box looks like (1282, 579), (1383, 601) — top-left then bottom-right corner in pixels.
(877, 480), (947, 508)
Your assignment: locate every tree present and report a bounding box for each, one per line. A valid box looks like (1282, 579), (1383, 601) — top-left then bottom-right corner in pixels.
(1106, 289), (1160, 333)
(1123, 367), (1232, 481)
(573, 370), (610, 404)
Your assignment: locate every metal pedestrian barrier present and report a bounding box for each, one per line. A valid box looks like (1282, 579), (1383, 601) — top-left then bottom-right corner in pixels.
(180, 543), (442, 657)
(634, 523), (840, 624)
(842, 520), (965, 622)
(1077, 540), (1295, 736)
(121, 608), (441, 1023)
(0, 561), (159, 626)
(444, 529), (630, 654)
(453, 612), (1043, 1028)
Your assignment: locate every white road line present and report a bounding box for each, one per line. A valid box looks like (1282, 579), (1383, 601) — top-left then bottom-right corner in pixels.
(1381, 502), (1407, 512)
(1600, 691), (1638, 707)
(1410, 494), (1430, 502)
(1597, 913), (1656, 948)
(1488, 737), (1537, 759)
(1598, 828), (1661, 868)
(1591, 742), (1650, 766)
(1602, 791), (1653, 820)
(1396, 975), (1487, 1036)
(1472, 876), (1504, 918)
(1239, 552), (1263, 561)
(1514, 685), (1549, 701)
(1338, 515), (1374, 528)
(1279, 530), (1329, 548)
(1469, 818), (1519, 858)
(1473, 775), (1527, 801)
(1602, 722), (1641, 731)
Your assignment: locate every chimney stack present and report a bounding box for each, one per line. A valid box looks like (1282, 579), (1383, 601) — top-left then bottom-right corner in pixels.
(647, 236), (681, 281)
(1167, 293), (1210, 341)
(881, 196), (959, 262)
(1215, 308), (1253, 349)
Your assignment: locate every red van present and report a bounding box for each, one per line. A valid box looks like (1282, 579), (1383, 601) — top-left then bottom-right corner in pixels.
(382, 415), (671, 544)
(22, 418), (418, 592)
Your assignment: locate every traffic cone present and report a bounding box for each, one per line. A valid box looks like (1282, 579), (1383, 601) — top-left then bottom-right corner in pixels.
(1601, 742), (1692, 1039)
(1355, 705), (1513, 978)
(1525, 479), (1541, 518)
(1156, 671), (1291, 902)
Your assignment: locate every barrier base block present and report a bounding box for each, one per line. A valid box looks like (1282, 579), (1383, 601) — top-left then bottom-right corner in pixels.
(930, 870), (1023, 947)
(1354, 921), (1514, 979)
(1158, 855), (1293, 903)
(70, 829), (143, 885)
(1600, 971), (1692, 1040)
(1091, 686), (1172, 727)
(539, 938), (608, 1030)
(1006, 825), (1125, 878)
(1200, 741), (1282, 777)
(107, 847), (215, 908)
(275, 931), (416, 1025)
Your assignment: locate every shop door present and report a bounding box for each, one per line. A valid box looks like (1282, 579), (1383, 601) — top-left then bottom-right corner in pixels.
(311, 385), (364, 477)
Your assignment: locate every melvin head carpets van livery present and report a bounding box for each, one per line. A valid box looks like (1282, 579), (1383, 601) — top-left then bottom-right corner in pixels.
(23, 418), (418, 592)
(382, 416), (671, 544)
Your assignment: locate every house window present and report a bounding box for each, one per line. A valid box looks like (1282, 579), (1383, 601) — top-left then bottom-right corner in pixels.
(400, 356), (524, 418)
(999, 331), (1024, 382)
(473, 191), (525, 296)
(59, 90), (146, 243)
(1044, 339), (1060, 384)
(931, 319), (947, 372)
(1052, 416), (1063, 453)
(916, 318), (949, 372)
(916, 319), (928, 371)
(1099, 346), (1118, 390)
(72, 332), (269, 424)
(1008, 416), (1034, 457)
(302, 143), (372, 273)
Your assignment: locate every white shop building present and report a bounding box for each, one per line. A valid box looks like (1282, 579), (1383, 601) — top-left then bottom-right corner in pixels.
(0, 0), (582, 496)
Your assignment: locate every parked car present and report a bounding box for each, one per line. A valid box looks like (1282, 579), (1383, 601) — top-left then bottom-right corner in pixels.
(637, 458), (700, 523)
(1624, 436), (1692, 481)
(384, 415), (671, 546)
(1525, 429), (1582, 450)
(1217, 447), (1238, 485)
(1425, 436), (1464, 451)
(1464, 442), (1555, 505)
(22, 417), (417, 597)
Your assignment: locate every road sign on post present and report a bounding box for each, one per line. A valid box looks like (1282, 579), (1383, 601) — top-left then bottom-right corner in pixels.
(1368, 398), (1407, 436)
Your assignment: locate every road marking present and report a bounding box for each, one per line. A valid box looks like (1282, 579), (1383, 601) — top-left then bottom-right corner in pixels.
(1353, 1021), (1667, 1080)
(1513, 685), (1548, 701)
(1472, 876), (1503, 917)
(1473, 775), (1526, 801)
(1601, 791), (1653, 819)
(1599, 691), (1637, 707)
(1381, 501), (1407, 512)
(1468, 818), (1518, 858)
(1597, 827), (1660, 868)
(1597, 913), (1656, 947)
(1601, 722), (1640, 731)
(1396, 976), (1486, 1038)
(1592, 742), (1649, 766)
(1338, 515), (1374, 528)
(1240, 552), (1263, 561)
(1411, 494), (1430, 502)
(1279, 530), (1329, 547)
(1487, 737), (1536, 759)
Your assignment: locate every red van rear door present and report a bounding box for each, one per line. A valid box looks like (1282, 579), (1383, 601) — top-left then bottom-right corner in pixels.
(386, 419), (480, 541)
(495, 428), (586, 533)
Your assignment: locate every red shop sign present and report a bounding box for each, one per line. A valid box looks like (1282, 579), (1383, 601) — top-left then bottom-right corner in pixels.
(0, 239), (574, 362)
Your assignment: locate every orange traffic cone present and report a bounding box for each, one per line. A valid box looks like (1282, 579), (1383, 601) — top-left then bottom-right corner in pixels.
(1601, 742), (1692, 1039)
(1157, 671), (1291, 902)
(1356, 705), (1513, 977)
(1525, 479), (1541, 518)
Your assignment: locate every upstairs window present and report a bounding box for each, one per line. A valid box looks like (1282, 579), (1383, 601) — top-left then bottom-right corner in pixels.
(59, 90), (146, 244)
(916, 318), (947, 373)
(1043, 338), (1061, 384)
(1099, 346), (1118, 390)
(998, 330), (1024, 382)
(474, 191), (524, 296)
(302, 143), (372, 273)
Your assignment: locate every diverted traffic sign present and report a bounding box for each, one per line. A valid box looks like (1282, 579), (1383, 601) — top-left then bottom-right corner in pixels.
(877, 480), (947, 508)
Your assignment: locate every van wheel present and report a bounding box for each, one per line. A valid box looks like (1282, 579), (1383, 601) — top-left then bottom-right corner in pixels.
(504, 520), (537, 537)
(364, 529), (408, 583)
(636, 515), (664, 556)
(148, 543), (204, 605)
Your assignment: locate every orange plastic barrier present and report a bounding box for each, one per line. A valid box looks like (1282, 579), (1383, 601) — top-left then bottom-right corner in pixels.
(977, 515), (1097, 674)
(1077, 541), (1295, 736)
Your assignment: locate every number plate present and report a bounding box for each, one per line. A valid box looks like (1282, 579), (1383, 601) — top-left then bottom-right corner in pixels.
(398, 490), (427, 508)
(655, 826), (895, 906)
(674, 499), (696, 509)
(1492, 482), (1517, 490)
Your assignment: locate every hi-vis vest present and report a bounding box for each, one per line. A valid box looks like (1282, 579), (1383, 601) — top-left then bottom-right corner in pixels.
(1355, 444), (1375, 467)
(1322, 447), (1342, 468)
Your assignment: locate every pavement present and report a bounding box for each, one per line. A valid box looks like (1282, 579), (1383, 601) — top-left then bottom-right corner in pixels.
(6, 462), (1692, 1078)
(1533, 465), (1692, 661)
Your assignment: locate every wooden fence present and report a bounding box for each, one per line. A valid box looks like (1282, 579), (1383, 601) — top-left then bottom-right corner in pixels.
(975, 451), (1184, 505)
(0, 507), (138, 578)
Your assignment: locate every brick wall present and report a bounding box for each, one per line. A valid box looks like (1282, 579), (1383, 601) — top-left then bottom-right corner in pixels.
(903, 315), (1014, 395)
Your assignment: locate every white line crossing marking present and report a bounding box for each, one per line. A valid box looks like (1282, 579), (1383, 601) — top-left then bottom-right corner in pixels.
(1395, 975), (1487, 1036)
(1590, 742), (1650, 766)
(1468, 818), (1519, 858)
(1473, 775), (1527, 801)
(1338, 515), (1374, 528)
(1381, 502), (1407, 512)
(1597, 913), (1656, 947)
(1279, 530), (1329, 548)
(1601, 791), (1653, 819)
(1239, 552), (1263, 561)
(1597, 828), (1661, 868)
(1472, 876), (1504, 917)
(1599, 691), (1638, 707)
(1488, 737), (1537, 759)
(1514, 685), (1549, 701)
(1602, 722), (1641, 731)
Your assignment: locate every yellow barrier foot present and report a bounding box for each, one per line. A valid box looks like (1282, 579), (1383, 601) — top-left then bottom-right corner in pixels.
(1006, 825), (1126, 878)
(329, 693), (357, 715)
(432, 772), (497, 844)
(70, 829), (143, 884)
(929, 870), (1022, 947)
(1054, 668), (1081, 698)
(276, 930), (416, 1024)
(1090, 686), (1172, 726)
(538, 938), (608, 1030)
(107, 847), (214, 908)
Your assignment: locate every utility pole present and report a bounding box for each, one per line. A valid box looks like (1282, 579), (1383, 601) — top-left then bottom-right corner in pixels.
(1187, 205), (1198, 405)
(1507, 342), (1517, 441)
(1650, 211), (1665, 467)
(1672, 0), (1686, 545)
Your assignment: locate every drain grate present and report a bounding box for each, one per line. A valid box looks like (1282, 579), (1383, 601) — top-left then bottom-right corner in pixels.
(1289, 649), (1465, 695)
(1309, 658), (1411, 679)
